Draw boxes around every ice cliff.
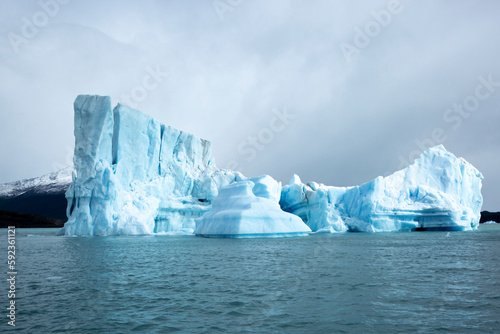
[61,95,242,235]
[280,145,483,232]
[61,95,483,236]
[195,176,311,237]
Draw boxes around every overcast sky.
[0,0,499,210]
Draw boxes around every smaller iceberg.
[280,145,483,232]
[194,175,311,238]
[483,221,497,224]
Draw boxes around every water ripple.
[1,226,499,332]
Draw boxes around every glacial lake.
[1,224,499,333]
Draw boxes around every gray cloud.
[1,0,499,210]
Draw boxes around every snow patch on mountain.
[0,166,73,198]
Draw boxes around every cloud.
[0,0,499,210]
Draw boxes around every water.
[1,225,500,333]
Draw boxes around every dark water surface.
[1,225,499,333]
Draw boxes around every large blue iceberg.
[62,95,242,235]
[61,95,483,236]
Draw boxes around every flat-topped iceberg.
[194,176,311,238]
[280,145,483,232]
[61,95,242,236]
[60,94,484,236]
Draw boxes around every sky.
[0,0,499,210]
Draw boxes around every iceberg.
[60,94,483,236]
[194,175,311,238]
[61,95,242,235]
[280,145,483,232]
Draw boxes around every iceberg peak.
[289,174,302,185]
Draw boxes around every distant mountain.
[0,167,73,221]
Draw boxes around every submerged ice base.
[61,95,484,236]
